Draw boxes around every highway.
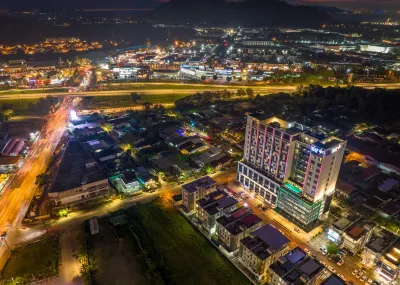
[0,97,73,269]
[0,82,399,100]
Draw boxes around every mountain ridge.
[146,0,333,28]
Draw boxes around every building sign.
[331,144,342,154]
[311,145,325,156]
[327,228,341,243]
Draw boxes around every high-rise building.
[237,115,346,229]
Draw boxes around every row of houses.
[181,176,346,285]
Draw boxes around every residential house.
[239,224,290,282]
[217,208,262,253]
[182,176,216,213]
[197,190,238,235]
[269,247,325,285]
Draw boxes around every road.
[0,82,399,100]
[0,97,73,269]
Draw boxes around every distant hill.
[145,0,332,28]
[310,5,344,14]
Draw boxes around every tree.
[246,88,254,98]
[327,243,339,255]
[236,88,246,97]
[212,74,218,81]
[100,123,113,132]
[143,102,151,112]
[0,109,14,122]
[35,174,48,186]
[237,77,243,82]
[226,77,232,83]
[200,75,206,81]
[131,92,141,103]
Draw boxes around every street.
[0,97,74,269]
[0,82,400,100]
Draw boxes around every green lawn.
[0,98,40,114]
[85,93,187,109]
[127,199,249,285]
[1,237,59,284]
[0,88,67,96]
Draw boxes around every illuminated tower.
[238,115,346,229]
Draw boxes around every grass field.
[85,93,187,109]
[1,237,59,283]
[127,199,249,285]
[0,88,67,96]
[0,98,40,114]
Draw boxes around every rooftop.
[217,209,262,236]
[384,239,400,266]
[346,226,366,241]
[241,224,289,260]
[198,191,238,216]
[320,274,346,285]
[182,176,216,194]
[367,230,398,254]
[50,139,106,193]
[270,247,324,285]
[332,218,352,231]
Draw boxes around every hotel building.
[238,116,346,229]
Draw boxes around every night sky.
[0,0,399,10]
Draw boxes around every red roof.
[242,213,262,227]
[360,165,381,180]
[231,207,248,219]
[336,179,357,195]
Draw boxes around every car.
[361,276,367,282]
[366,280,373,285]
[304,248,310,254]
[328,266,335,273]
[321,261,327,266]
[337,260,344,266]
[321,251,327,256]
[352,269,359,275]
[338,274,346,281]
[0,232,6,240]
[356,272,363,278]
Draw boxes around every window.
[317,163,321,168]
[311,160,315,165]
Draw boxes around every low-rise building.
[48,139,110,206]
[377,239,400,283]
[341,220,374,255]
[319,273,346,285]
[269,247,325,285]
[217,208,262,253]
[239,224,290,282]
[362,229,397,268]
[182,176,216,213]
[0,155,23,173]
[197,190,238,234]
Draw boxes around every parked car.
[304,248,310,254]
[361,276,367,282]
[352,269,359,275]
